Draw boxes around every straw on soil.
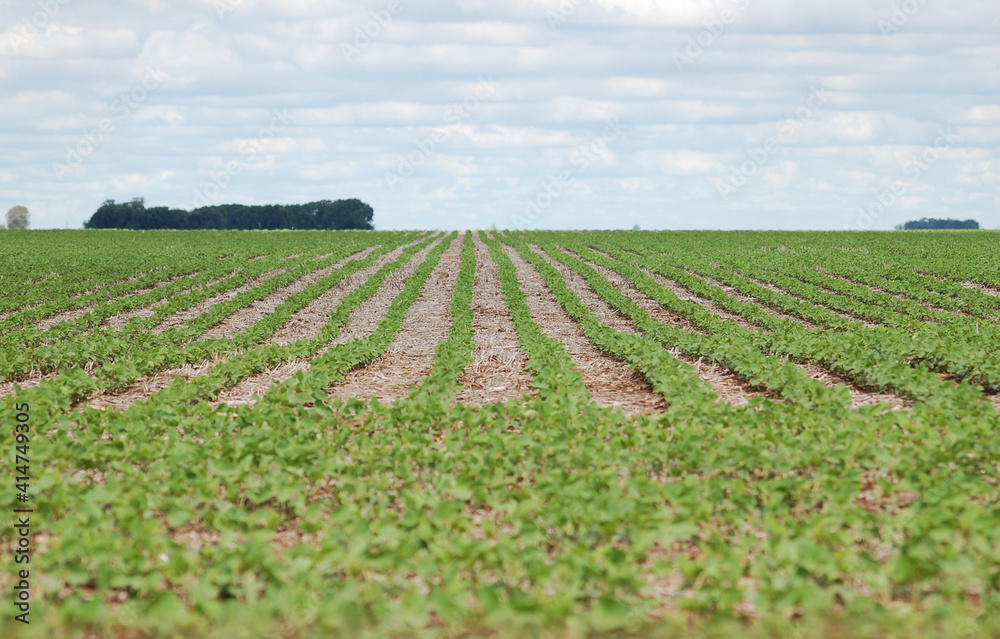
[103,273,232,331]
[151,269,286,335]
[36,272,181,330]
[680,269,821,330]
[795,361,913,410]
[456,234,535,407]
[213,241,426,406]
[814,272,965,317]
[0,377,45,399]
[198,251,374,341]
[87,359,225,410]
[326,236,465,403]
[502,242,666,416]
[962,281,1000,298]
[265,247,380,346]
[739,274,880,329]
[542,247,764,407]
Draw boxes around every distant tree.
[6,205,29,230]
[901,218,979,230]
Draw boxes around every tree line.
[896,218,980,230]
[83,198,374,230]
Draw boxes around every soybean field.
[1,229,999,638]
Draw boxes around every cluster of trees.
[3,205,29,230]
[83,198,374,231]
[896,218,980,230]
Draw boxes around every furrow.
[103,273,234,330]
[560,252,767,407]
[682,269,821,330]
[456,234,535,407]
[151,269,285,335]
[265,246,382,346]
[325,235,465,403]
[215,240,443,406]
[501,242,666,416]
[739,273,880,329]
[87,359,225,410]
[198,255,370,341]
[812,271,966,318]
[35,273,185,330]
[961,281,1000,299]
[795,361,913,410]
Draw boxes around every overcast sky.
[1,0,998,230]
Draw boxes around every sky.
[1,0,998,231]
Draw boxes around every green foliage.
[83,198,375,230]
[899,218,980,230]
[1,229,999,639]
[5,204,29,230]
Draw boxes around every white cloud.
[0,0,997,229]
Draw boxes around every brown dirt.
[198,251,375,341]
[87,358,226,410]
[795,361,913,410]
[641,269,760,332]
[739,274,881,329]
[265,247,381,346]
[568,252,909,408]
[103,273,233,331]
[151,269,285,335]
[456,235,535,406]
[35,273,184,331]
[326,236,465,403]
[0,301,45,322]
[662,270,906,407]
[212,243,424,406]
[962,281,1000,298]
[500,241,666,415]
[551,250,767,407]
[0,377,45,399]
[681,269,821,330]
[215,237,444,407]
[322,238,443,350]
[814,272,965,318]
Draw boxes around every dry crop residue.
[36,272,184,331]
[199,250,374,341]
[456,234,534,406]
[151,269,286,335]
[214,242,424,406]
[215,237,444,407]
[104,273,232,331]
[502,241,665,416]
[543,247,764,407]
[88,359,226,410]
[326,235,465,403]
